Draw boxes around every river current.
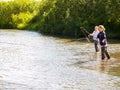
[0,30,119,90]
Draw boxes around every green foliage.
[29,0,120,38]
[0,0,120,38]
[11,11,37,29]
[0,0,40,29]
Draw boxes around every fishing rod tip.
[80,27,84,30]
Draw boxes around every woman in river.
[97,25,110,60]
[89,26,99,52]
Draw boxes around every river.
[0,30,120,90]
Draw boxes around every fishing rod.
[80,27,91,43]
[66,27,91,42]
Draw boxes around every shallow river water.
[0,30,120,90]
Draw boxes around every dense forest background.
[0,0,120,38]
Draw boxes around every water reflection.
[93,52,110,74]
[97,60,110,74]
[76,51,120,75]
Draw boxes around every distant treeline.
[0,0,120,38]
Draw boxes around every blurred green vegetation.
[0,0,40,29]
[0,0,120,38]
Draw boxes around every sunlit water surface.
[0,30,120,90]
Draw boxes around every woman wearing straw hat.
[97,25,110,60]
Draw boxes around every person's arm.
[89,31,95,36]
[102,32,107,43]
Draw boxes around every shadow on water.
[74,52,120,77]
[74,51,120,87]
[109,52,120,76]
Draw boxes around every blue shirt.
[97,31,107,46]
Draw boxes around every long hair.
[99,25,106,31]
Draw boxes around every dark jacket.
[97,31,107,46]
